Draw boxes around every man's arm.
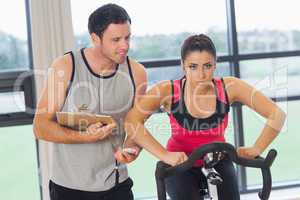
[130,59,147,103]
[33,54,115,144]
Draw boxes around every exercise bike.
[155,142,277,200]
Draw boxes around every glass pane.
[147,66,183,86]
[240,57,300,98]
[236,0,300,53]
[128,113,170,198]
[0,125,40,200]
[71,0,228,60]
[147,62,231,86]
[243,100,300,187]
[0,0,29,71]
[0,91,26,114]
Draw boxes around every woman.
[119,34,286,200]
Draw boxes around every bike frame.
[155,142,277,200]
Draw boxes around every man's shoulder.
[47,53,74,84]
[51,53,74,72]
[129,58,146,76]
[127,58,147,87]
[127,58,146,74]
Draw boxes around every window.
[236,0,300,54]
[0,0,30,72]
[0,0,35,125]
[0,1,39,199]
[128,113,171,198]
[146,62,231,86]
[243,101,299,187]
[71,0,229,60]
[147,66,183,86]
[239,57,300,99]
[0,125,40,200]
[0,91,26,114]
[239,56,299,187]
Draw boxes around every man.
[33,4,146,200]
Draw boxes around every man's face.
[97,22,131,64]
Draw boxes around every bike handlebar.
[155,142,277,200]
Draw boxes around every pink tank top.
[166,77,230,166]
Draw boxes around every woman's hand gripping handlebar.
[155,142,277,200]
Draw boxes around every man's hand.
[83,122,116,142]
[114,146,141,164]
[237,146,262,159]
[162,151,188,166]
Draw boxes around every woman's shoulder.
[149,80,172,94]
[222,76,251,87]
[221,76,254,104]
[222,76,242,86]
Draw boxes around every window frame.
[0,0,36,127]
[0,0,41,199]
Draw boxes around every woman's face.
[183,50,216,85]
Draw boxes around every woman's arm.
[114,59,147,163]
[124,81,188,166]
[224,76,286,158]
